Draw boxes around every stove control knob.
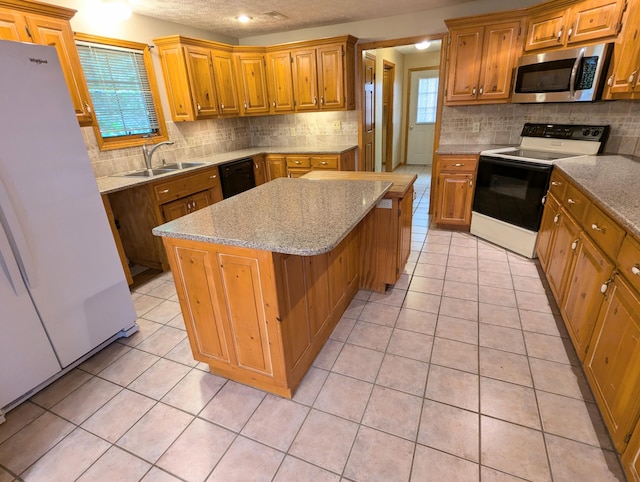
[592,129,600,137]
[583,128,591,136]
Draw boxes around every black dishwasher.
[219,158,256,199]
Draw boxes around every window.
[416,77,438,124]
[75,34,168,150]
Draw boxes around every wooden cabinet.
[184,45,219,118]
[284,152,355,178]
[266,155,286,181]
[623,418,640,482]
[445,18,523,104]
[211,48,240,116]
[234,51,270,115]
[291,47,319,111]
[161,189,218,222]
[536,192,561,270]
[0,1,93,126]
[545,206,581,301]
[317,43,348,109]
[433,154,478,229]
[266,50,295,113]
[603,0,640,98]
[585,273,640,452]
[524,0,626,51]
[253,155,267,185]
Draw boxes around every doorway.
[382,61,395,172]
[405,68,439,165]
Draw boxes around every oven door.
[472,156,553,232]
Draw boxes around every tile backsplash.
[440,100,640,156]
[86,111,358,177]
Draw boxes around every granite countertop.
[152,177,392,256]
[96,145,357,195]
[436,144,515,155]
[555,155,640,238]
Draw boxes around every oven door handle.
[569,48,585,99]
[479,156,554,172]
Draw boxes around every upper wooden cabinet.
[265,50,295,113]
[184,45,219,118]
[0,1,94,126]
[444,17,523,105]
[603,0,640,99]
[211,47,240,116]
[524,0,626,51]
[234,50,270,115]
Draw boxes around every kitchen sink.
[117,168,175,177]
[161,162,208,170]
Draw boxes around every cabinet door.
[566,0,625,45]
[184,45,219,117]
[536,193,560,271]
[524,8,568,51]
[287,167,312,178]
[158,45,196,121]
[190,189,217,212]
[235,53,270,115]
[266,155,286,181]
[162,198,190,222]
[477,21,521,101]
[317,43,344,109]
[561,231,614,361]
[546,208,581,302]
[253,155,267,185]
[446,27,483,103]
[604,1,640,96]
[25,14,94,125]
[211,49,240,115]
[435,172,474,227]
[622,423,640,482]
[585,275,640,452]
[266,50,295,113]
[0,8,29,41]
[291,48,319,110]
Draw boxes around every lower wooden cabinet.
[433,154,478,229]
[253,154,267,185]
[161,189,218,222]
[624,421,640,482]
[266,155,286,181]
[545,207,581,301]
[536,192,561,270]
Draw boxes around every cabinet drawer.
[548,169,567,199]
[582,202,625,260]
[562,182,590,223]
[311,156,339,169]
[286,156,311,168]
[153,167,220,203]
[617,234,640,293]
[440,156,478,172]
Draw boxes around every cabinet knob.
[209,174,217,179]
[591,223,606,233]
[629,71,637,84]
[84,102,92,113]
[557,27,563,42]
[244,102,248,109]
[295,160,301,164]
[196,102,201,112]
[220,104,225,110]
[159,189,170,194]
[313,96,317,105]
[607,75,614,86]
[321,96,325,105]
[571,239,579,251]
[273,100,276,107]
[551,181,561,186]
[479,86,484,95]
[472,87,477,96]
[600,278,613,294]
[320,161,328,165]
[567,198,576,204]
[553,214,560,224]
[567,24,573,41]
[453,163,465,167]
[632,265,640,276]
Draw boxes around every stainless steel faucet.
[142,141,174,170]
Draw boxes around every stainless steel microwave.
[512,43,613,103]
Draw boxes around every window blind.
[76,42,160,138]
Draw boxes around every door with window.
[406,69,438,165]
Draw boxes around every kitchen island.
[153,177,392,397]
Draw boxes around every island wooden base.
[162,227,360,398]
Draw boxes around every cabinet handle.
[591,223,606,233]
[551,181,561,186]
[472,87,477,96]
[629,71,637,84]
[320,161,328,165]
[632,265,640,276]
[553,214,560,224]
[453,163,465,167]
[255,163,259,169]
[567,198,576,204]
[469,180,473,187]
[600,278,613,294]
[84,102,92,113]
[479,86,483,95]
[196,102,201,112]
[567,24,573,41]
[159,189,170,194]
[220,103,225,111]
[607,75,615,86]
[571,239,579,251]
[209,174,217,179]
[313,96,317,105]
[244,102,247,109]
[321,96,325,105]
[273,100,276,107]
[295,160,301,164]
[557,27,563,42]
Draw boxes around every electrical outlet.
[332,120,341,130]
[290,127,296,136]
[472,122,480,133]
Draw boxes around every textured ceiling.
[129,0,473,39]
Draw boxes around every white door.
[406,70,438,165]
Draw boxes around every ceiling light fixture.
[237,15,252,23]
[415,41,431,50]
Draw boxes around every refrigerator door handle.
[0,174,37,290]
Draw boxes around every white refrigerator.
[0,40,137,415]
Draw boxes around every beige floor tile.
[98,348,160,387]
[449,245,478,259]
[313,373,373,422]
[479,347,533,387]
[477,248,509,262]
[519,310,566,338]
[81,389,155,443]
[117,403,194,463]
[133,276,166,294]
[395,309,438,335]
[292,367,329,406]
[135,325,187,357]
[0,402,44,444]
[537,391,612,449]
[529,358,594,401]
[393,273,411,290]
[342,298,367,319]
[409,275,444,296]
[354,289,373,301]
[207,436,284,482]
[480,324,526,355]
[330,315,357,341]
[480,377,540,429]
[127,358,190,400]
[146,282,178,301]
[515,290,554,313]
[50,377,121,424]
[424,242,449,254]
[439,296,479,322]
[443,280,478,301]
[479,285,517,308]
[346,321,393,351]
[386,328,433,362]
[451,236,478,248]
[413,262,446,279]
[311,339,343,370]
[273,455,340,482]
[133,294,164,317]
[76,446,151,482]
[479,303,521,329]
[544,434,624,481]
[29,369,92,409]
[481,416,551,482]
[480,466,530,481]
[141,299,182,323]
[157,418,235,481]
[477,259,511,275]
[165,313,186,330]
[367,288,407,307]
[478,270,514,289]
[358,303,401,326]
[512,275,547,294]
[199,381,265,432]
[332,344,384,382]
[161,368,226,414]
[290,409,358,473]
[0,412,74,474]
[524,331,579,366]
[118,318,163,347]
[163,338,200,367]
[79,341,131,374]
[446,255,478,269]
[403,290,441,313]
[20,428,109,482]
[141,467,182,482]
[242,395,309,451]
[376,354,429,396]
[362,386,422,440]
[418,399,479,462]
[425,365,479,412]
[435,315,478,344]
[411,444,479,481]
[509,261,542,278]
[445,266,479,284]
[431,337,478,374]
[417,252,448,267]
[344,426,415,482]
